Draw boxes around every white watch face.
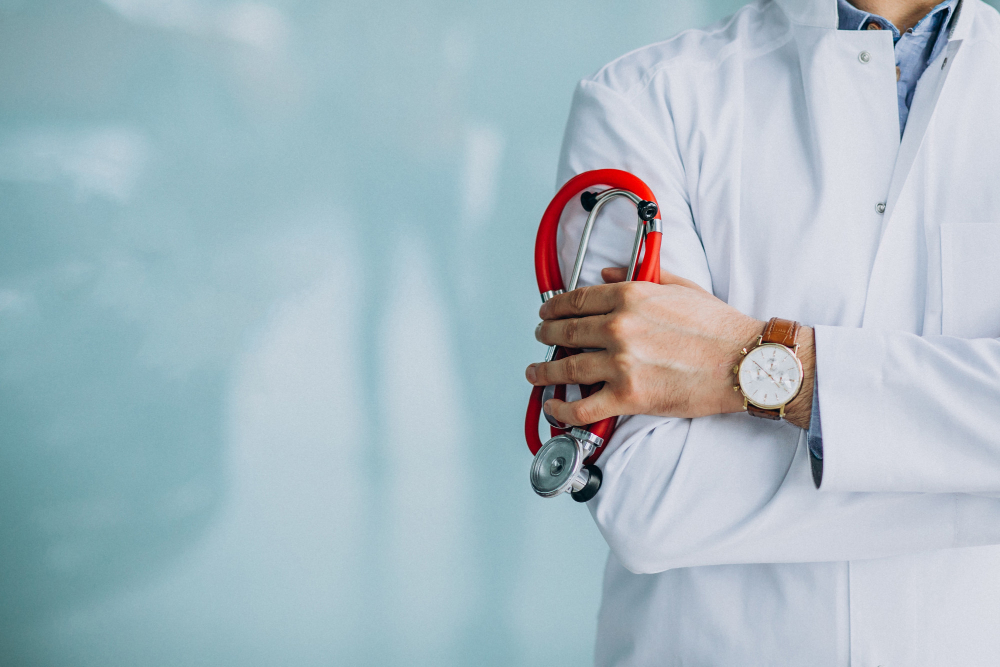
[739,344,803,409]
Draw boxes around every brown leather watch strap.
[746,403,783,420]
[746,318,800,421]
[761,317,800,348]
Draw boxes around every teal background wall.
[0,0,774,664]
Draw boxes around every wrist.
[782,325,814,429]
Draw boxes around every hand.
[525,267,814,429]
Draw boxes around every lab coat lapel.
[861,0,972,331]
[880,34,965,223]
[880,0,969,226]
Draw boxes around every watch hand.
[752,360,784,389]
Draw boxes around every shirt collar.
[836,0,958,39]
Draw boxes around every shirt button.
[866,22,882,30]
[876,202,886,214]
[859,50,871,63]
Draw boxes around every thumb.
[543,386,619,426]
[602,265,706,291]
[658,269,706,291]
[601,267,628,284]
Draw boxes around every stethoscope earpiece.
[637,200,658,222]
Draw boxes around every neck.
[848,0,943,31]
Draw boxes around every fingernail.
[542,401,552,415]
[526,364,537,383]
[534,322,543,341]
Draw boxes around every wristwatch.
[735,317,804,420]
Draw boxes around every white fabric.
[554,0,1000,663]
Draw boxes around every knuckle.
[604,316,623,340]
[618,282,640,306]
[569,288,589,312]
[563,355,582,382]
[571,403,594,424]
[565,318,583,347]
[606,314,634,342]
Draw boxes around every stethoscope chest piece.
[529,429,603,502]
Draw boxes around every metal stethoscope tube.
[525,169,662,502]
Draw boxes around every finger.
[539,283,623,320]
[601,266,628,284]
[605,265,707,291]
[658,269,705,291]
[535,315,613,348]
[543,387,618,427]
[526,351,610,386]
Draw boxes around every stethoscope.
[525,169,662,501]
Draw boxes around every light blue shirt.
[807,0,958,487]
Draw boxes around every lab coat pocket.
[941,223,1000,338]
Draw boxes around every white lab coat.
[555,0,1000,663]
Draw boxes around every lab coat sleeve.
[558,77,1000,574]
[815,327,1000,494]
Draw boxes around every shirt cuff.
[806,379,823,488]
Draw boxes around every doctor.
[525,0,1000,663]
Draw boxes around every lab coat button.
[859,50,871,63]
[876,202,886,214]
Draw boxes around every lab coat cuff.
[811,325,894,492]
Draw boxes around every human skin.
[525,266,816,430]
[853,0,947,31]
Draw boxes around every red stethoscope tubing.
[526,169,662,458]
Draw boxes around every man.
[525,0,1000,663]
